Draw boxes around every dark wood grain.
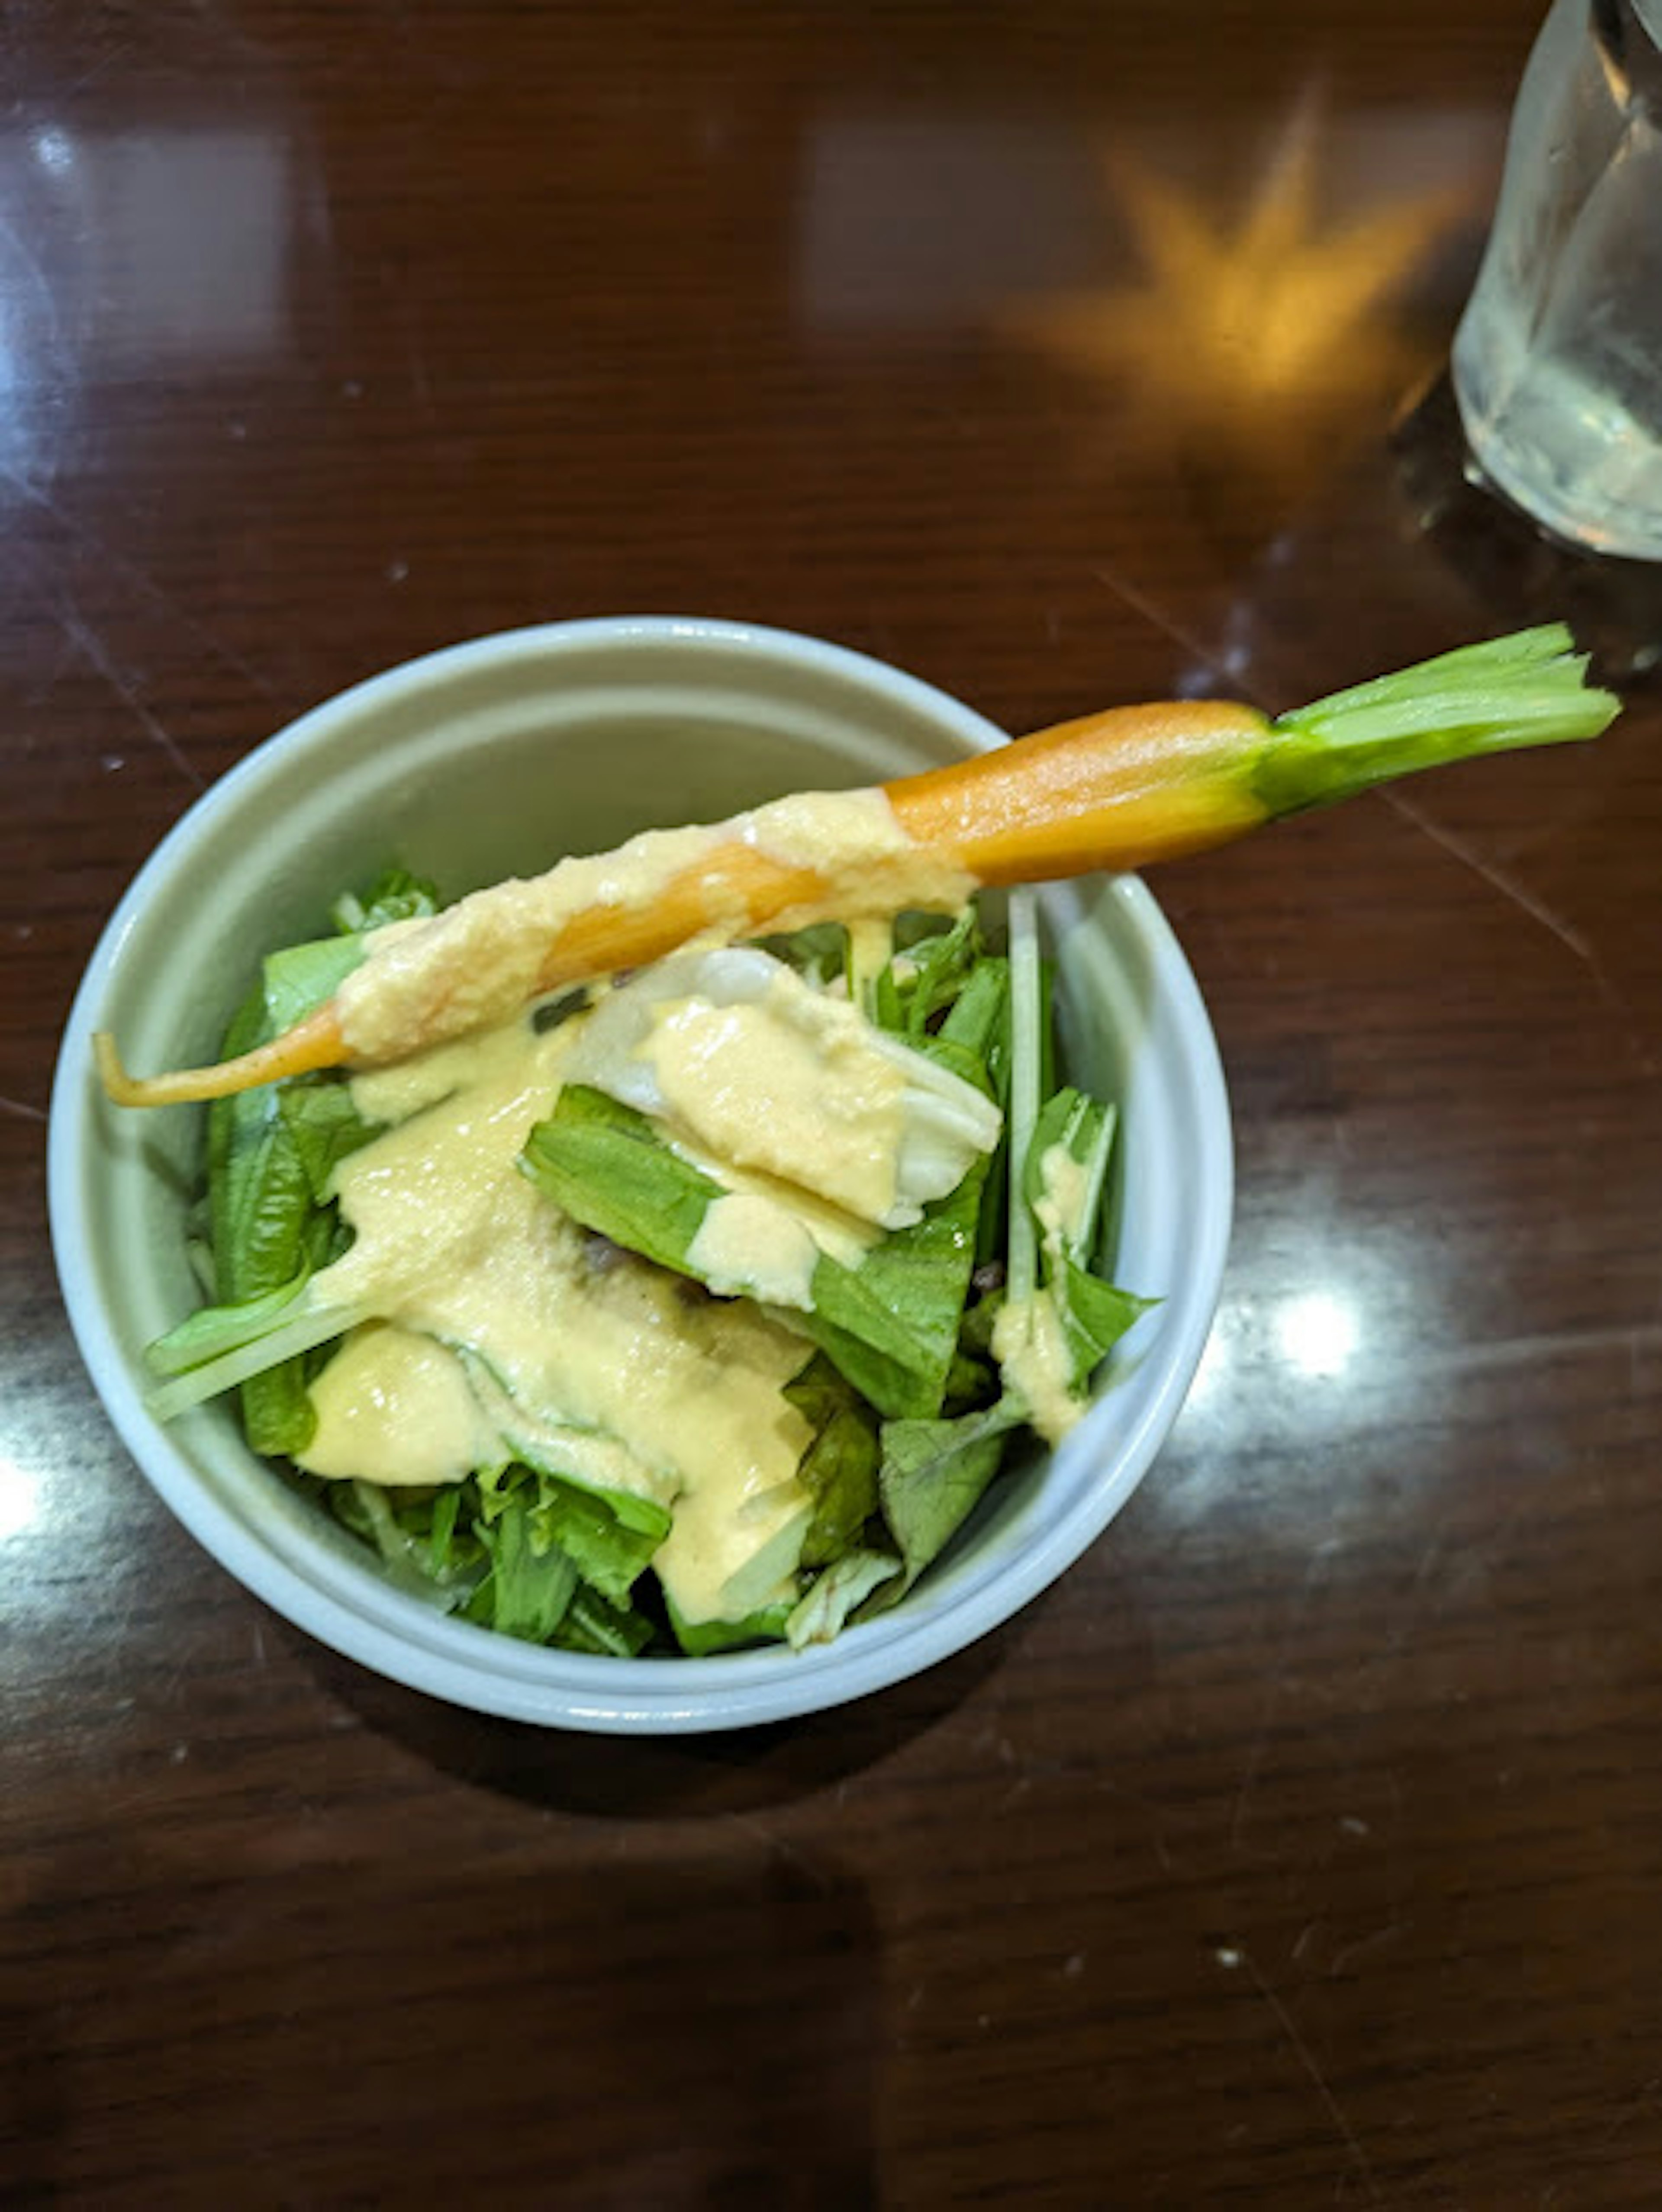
[5,3,1662,2206]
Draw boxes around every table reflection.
[1,118,300,375]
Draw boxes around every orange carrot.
[93,626,1617,1108]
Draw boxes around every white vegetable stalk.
[1004,888,1042,1309]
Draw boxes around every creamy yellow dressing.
[991,1291,1083,1446]
[301,1005,820,1621]
[658,1469,812,1626]
[645,981,909,1228]
[335,824,728,1061]
[563,946,954,1242]
[989,1143,1105,1445]
[843,916,895,1004]
[298,1323,499,1487]
[335,788,973,1064]
[687,1191,823,1310]
[675,1153,878,1274]
[741,788,973,928]
[461,1369,678,1515]
[1033,1140,1093,1253]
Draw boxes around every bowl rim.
[48,614,1232,1733]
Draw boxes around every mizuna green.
[143,881,1148,1655]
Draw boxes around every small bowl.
[48,617,1231,1733]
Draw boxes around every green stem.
[145,1292,365,1421]
[1252,624,1621,820]
[1004,889,1041,1312]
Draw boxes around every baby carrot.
[93,624,1618,1108]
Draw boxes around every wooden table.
[6,5,1662,2204]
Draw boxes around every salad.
[114,625,1621,1661]
[144,873,1151,1657]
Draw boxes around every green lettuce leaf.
[197,900,410,1454]
[872,909,981,1039]
[942,1325,1002,1416]
[998,897,1153,1421]
[337,1463,657,1649]
[205,985,326,1453]
[466,1492,580,1643]
[422,1483,474,1580]
[555,1584,657,1656]
[468,1365,674,1542]
[526,1472,663,1608]
[795,1151,990,1419]
[784,1354,881,1569]
[787,1550,900,1647]
[866,1397,1027,1604]
[326,1478,486,1608]
[277,1081,381,1204]
[757,920,848,988]
[668,1594,796,1656]
[519,1085,720,1272]
[330,867,442,936]
[1018,1083,1157,1387]
[145,1270,316,1379]
[1055,1265,1157,1389]
[1021,1087,1113,1244]
[262,935,369,1036]
[207,983,292,1292]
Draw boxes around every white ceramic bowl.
[49,617,1231,1733]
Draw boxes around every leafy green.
[755,920,848,987]
[328,1478,486,1606]
[936,954,1009,1064]
[872,908,980,1038]
[942,1323,1001,1416]
[1003,891,1043,1314]
[143,1289,369,1422]
[423,1484,471,1579]
[148,948,381,1436]
[330,867,442,936]
[1054,1266,1157,1390]
[523,1471,662,1608]
[519,1085,723,1274]
[1020,1084,1156,1387]
[473,1373,674,1541]
[876,1400,1026,1591]
[1259,624,1620,818]
[332,1462,657,1650]
[669,1594,796,1656]
[796,1151,989,1417]
[262,935,369,1035]
[554,1584,657,1657]
[205,985,327,1453]
[520,1086,990,1420]
[993,893,1153,1426]
[467,1492,580,1643]
[787,1550,900,1647]
[785,1355,881,1569]
[277,1081,381,1203]
[965,979,1014,1266]
[196,894,417,1453]
[145,1269,316,1379]
[1021,1087,1112,1239]
[206,983,293,1293]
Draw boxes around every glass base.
[1393,367,1662,686]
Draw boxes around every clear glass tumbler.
[1453,0,1662,562]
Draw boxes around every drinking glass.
[1453,0,1662,562]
